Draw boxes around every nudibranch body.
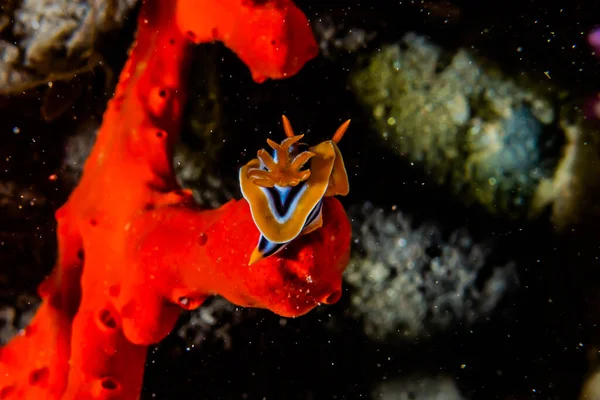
[240,115,350,265]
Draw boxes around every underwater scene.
[0,0,600,399]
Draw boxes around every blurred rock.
[174,151,238,208]
[172,45,230,204]
[351,33,600,229]
[177,296,252,351]
[313,14,377,59]
[60,115,100,187]
[0,294,39,345]
[582,371,600,400]
[345,202,518,341]
[0,0,138,94]
[373,375,466,400]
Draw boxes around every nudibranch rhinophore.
[240,115,350,265]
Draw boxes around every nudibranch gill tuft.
[240,115,351,265]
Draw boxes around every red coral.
[0,1,349,399]
[176,0,320,82]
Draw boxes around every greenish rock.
[351,33,567,220]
